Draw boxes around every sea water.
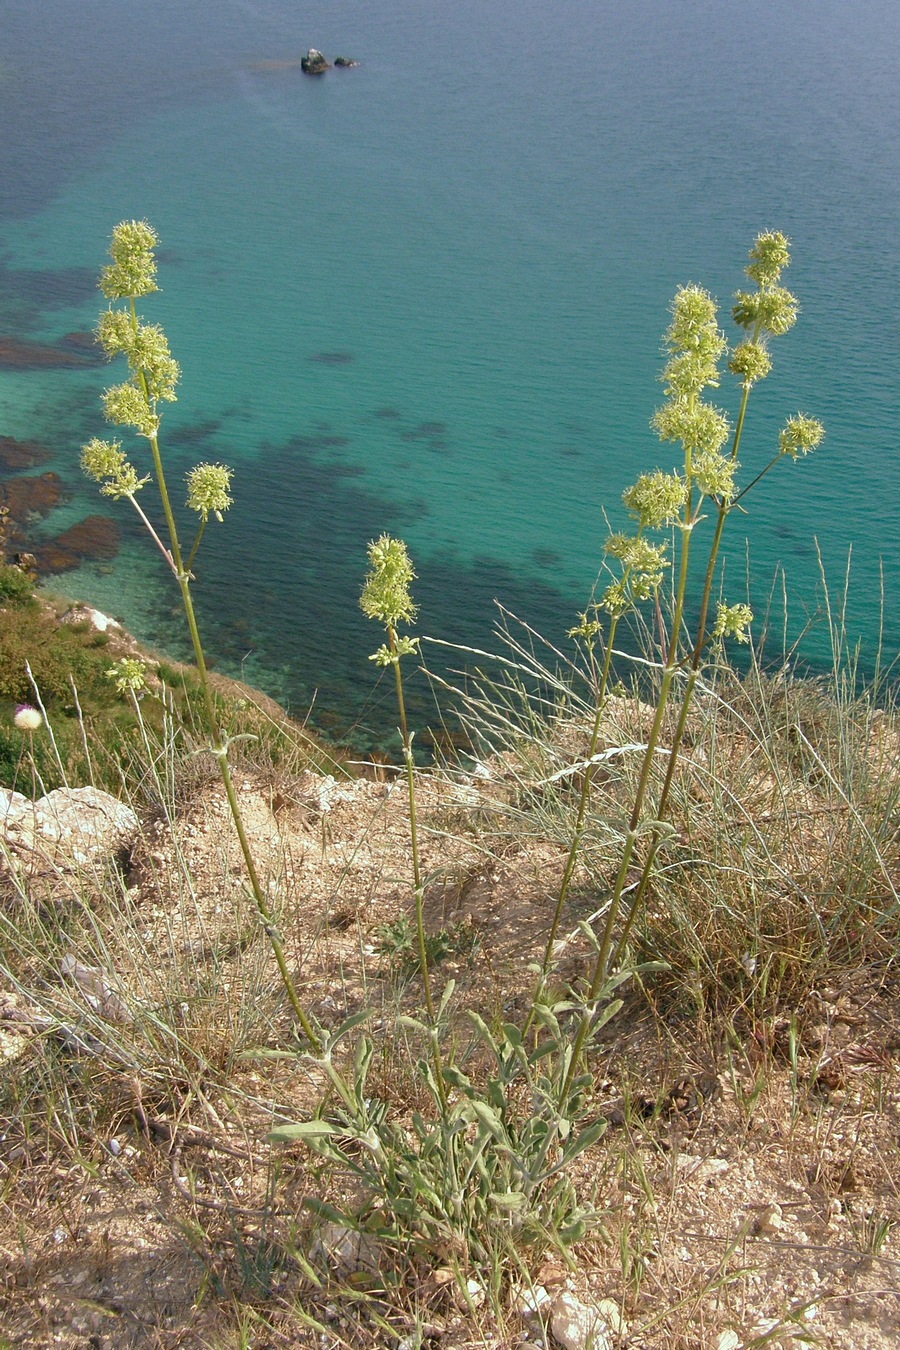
[1,0,897,746]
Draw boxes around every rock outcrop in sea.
[301,49,330,75]
[31,516,121,574]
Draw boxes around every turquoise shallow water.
[1,0,898,746]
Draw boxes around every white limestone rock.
[550,1291,613,1350]
[2,786,138,868]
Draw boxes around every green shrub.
[0,563,34,605]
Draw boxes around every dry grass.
[0,646,898,1348]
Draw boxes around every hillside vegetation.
[0,226,897,1350]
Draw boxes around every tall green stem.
[525,616,619,1031]
[561,471,697,1096]
[610,377,754,969]
[387,625,447,1106]
[127,302,321,1051]
[389,626,431,1017]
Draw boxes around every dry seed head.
[14,705,43,731]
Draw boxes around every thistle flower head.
[693,451,738,502]
[733,285,798,336]
[605,533,669,578]
[96,308,135,359]
[360,535,418,628]
[663,286,726,396]
[712,602,754,644]
[103,383,158,437]
[780,414,825,459]
[186,463,234,521]
[128,323,180,401]
[728,339,772,387]
[622,470,687,528]
[14,704,43,731]
[652,400,730,456]
[81,438,150,499]
[745,231,791,288]
[106,657,147,693]
[100,220,160,300]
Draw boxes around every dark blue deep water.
[1,0,898,745]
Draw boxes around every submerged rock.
[301,48,330,74]
[0,472,64,522]
[32,515,121,574]
[0,436,52,471]
[0,335,90,369]
[245,57,306,73]
[57,331,103,361]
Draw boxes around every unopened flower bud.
[106,658,147,693]
[713,602,754,643]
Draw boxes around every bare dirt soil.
[1,768,898,1349]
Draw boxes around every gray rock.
[60,954,132,1024]
[550,1291,613,1350]
[2,786,138,869]
[301,49,330,74]
[60,604,121,633]
[313,1222,382,1279]
[0,788,31,830]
